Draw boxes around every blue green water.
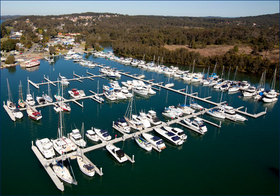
[1,52,279,195]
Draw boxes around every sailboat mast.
[19,81,23,100]
[271,68,277,90]
[7,79,12,102]
[27,79,30,95]
[207,66,210,78]
[192,60,195,73]
[227,66,231,80]
[48,82,51,97]
[184,86,188,105]
[213,62,217,75]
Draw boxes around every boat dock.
[119,71,267,119]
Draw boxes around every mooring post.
[132,155,135,163]
[100,167,103,175]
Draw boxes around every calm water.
[1,51,279,195]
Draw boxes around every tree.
[5,55,15,64]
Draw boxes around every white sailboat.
[263,68,278,103]
[124,94,144,130]
[6,79,23,119]
[76,147,95,177]
[6,79,16,110]
[52,159,75,184]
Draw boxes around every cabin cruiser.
[69,129,86,148]
[242,86,256,97]
[124,116,144,131]
[36,138,55,159]
[26,106,42,121]
[42,93,53,103]
[177,104,195,114]
[182,117,208,134]
[77,155,95,177]
[154,127,184,145]
[162,126,187,140]
[146,110,162,125]
[121,87,133,98]
[60,76,69,86]
[190,103,204,110]
[104,90,117,101]
[54,103,63,112]
[86,128,100,142]
[132,86,148,96]
[239,81,250,91]
[114,118,131,133]
[162,107,176,119]
[52,161,75,184]
[134,136,152,151]
[106,144,128,163]
[68,89,85,98]
[166,106,183,117]
[228,85,240,93]
[58,102,71,112]
[26,93,35,106]
[12,108,23,119]
[136,113,152,128]
[94,128,112,141]
[206,108,226,119]
[262,89,278,103]
[36,96,46,105]
[219,105,247,121]
[51,136,77,155]
[142,133,166,151]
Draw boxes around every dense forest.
[1,12,279,75]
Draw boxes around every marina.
[1,53,278,195]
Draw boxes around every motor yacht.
[86,128,100,142]
[206,108,226,119]
[182,117,208,134]
[134,136,152,151]
[69,129,86,148]
[154,127,183,145]
[162,126,187,140]
[106,144,128,163]
[94,128,112,141]
[35,138,55,159]
[114,118,131,133]
[142,133,166,151]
